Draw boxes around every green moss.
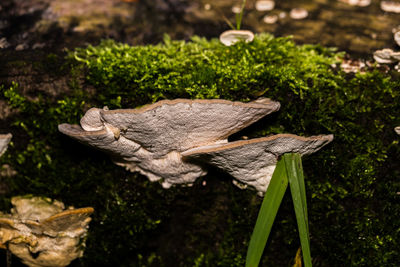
[70,34,340,107]
[1,33,399,266]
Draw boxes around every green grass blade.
[284,153,312,267]
[245,159,289,267]
[236,0,247,30]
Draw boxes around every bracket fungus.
[182,134,333,194]
[219,30,255,46]
[59,98,280,188]
[0,196,94,267]
[0,133,12,157]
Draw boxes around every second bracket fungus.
[0,196,94,267]
[59,99,280,188]
[182,134,333,194]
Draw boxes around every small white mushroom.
[357,0,371,6]
[279,12,287,19]
[0,38,10,49]
[395,126,400,135]
[255,0,275,11]
[0,133,12,157]
[338,0,371,7]
[59,99,280,187]
[289,8,308,20]
[182,134,333,194]
[232,5,242,14]
[373,48,400,63]
[395,62,400,71]
[0,196,94,267]
[263,14,278,24]
[219,30,255,46]
[340,58,366,73]
[380,1,400,13]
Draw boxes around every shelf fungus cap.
[373,48,400,63]
[219,30,255,46]
[59,98,280,188]
[0,196,94,267]
[182,133,333,194]
[0,133,12,157]
[98,98,280,155]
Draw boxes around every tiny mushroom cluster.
[255,0,309,24]
[222,1,310,43]
[0,196,94,267]
[373,27,400,70]
[59,99,333,194]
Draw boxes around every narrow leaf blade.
[284,153,312,267]
[245,159,288,267]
